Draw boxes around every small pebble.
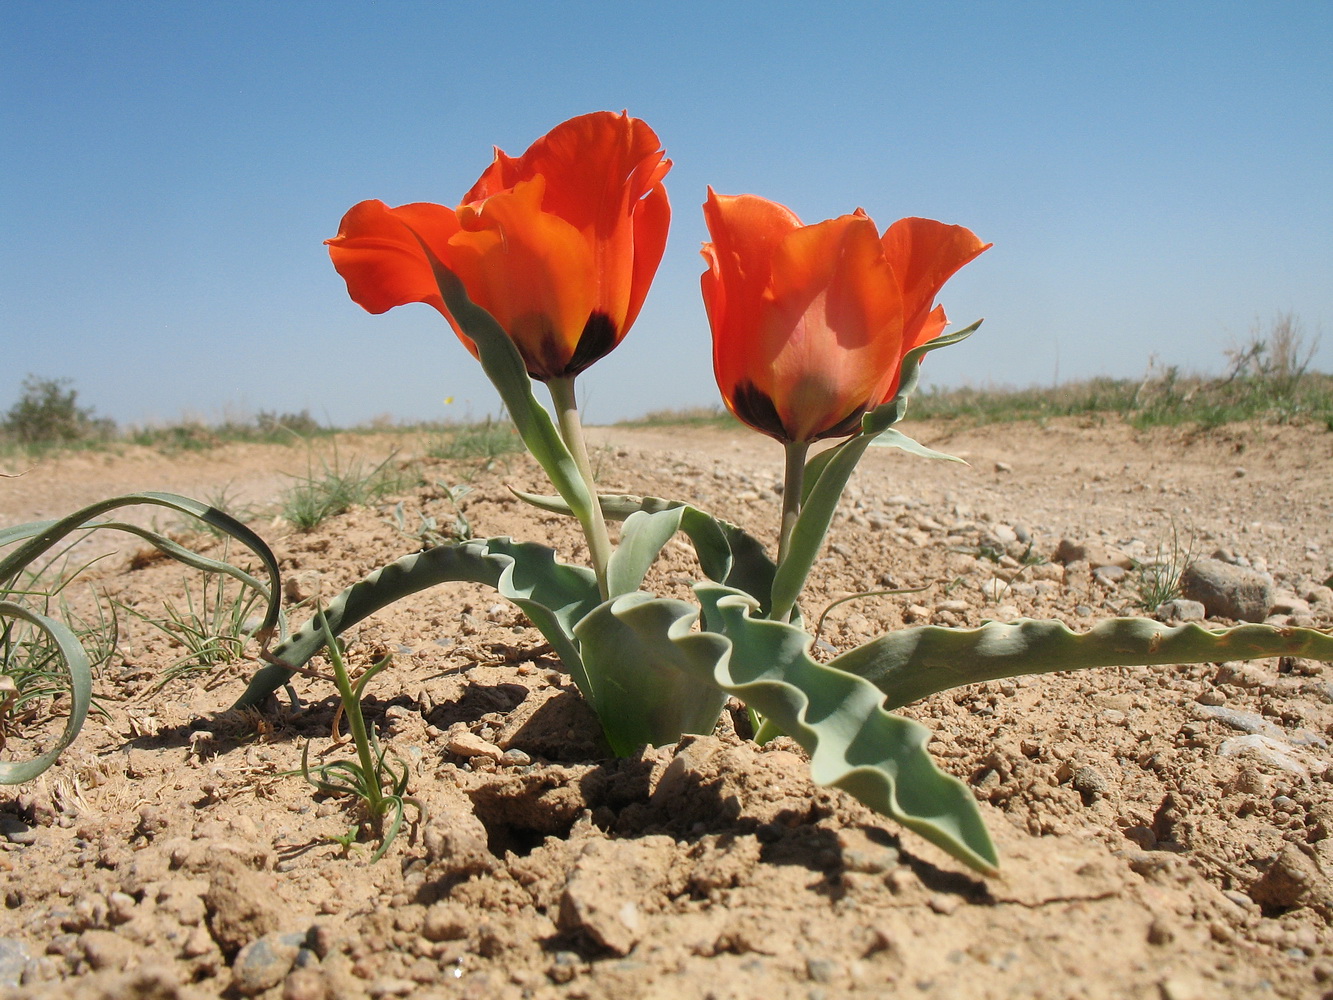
[927,894,959,915]
[1146,918,1175,945]
[368,977,416,997]
[806,957,837,983]
[0,816,37,846]
[233,932,307,997]
[283,967,328,1000]
[0,939,29,988]
[1222,889,1255,910]
[1072,766,1109,800]
[445,731,503,760]
[547,951,582,984]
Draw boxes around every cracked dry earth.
[1,417,1332,1000]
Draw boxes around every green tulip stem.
[776,440,810,614]
[548,376,612,600]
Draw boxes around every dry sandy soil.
[1,417,1331,1000]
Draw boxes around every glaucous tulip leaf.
[234,537,601,711]
[832,615,1333,710]
[511,489,778,616]
[574,582,998,873]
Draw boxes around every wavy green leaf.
[832,615,1333,710]
[234,537,601,711]
[512,489,778,616]
[1,492,282,640]
[572,591,729,755]
[0,492,278,783]
[0,602,92,784]
[575,584,997,874]
[607,508,688,598]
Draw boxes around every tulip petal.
[332,112,670,382]
[704,190,807,437]
[881,218,991,344]
[764,215,902,442]
[456,111,671,377]
[465,111,668,233]
[326,200,462,317]
[623,180,671,335]
[450,178,598,380]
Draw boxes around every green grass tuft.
[281,449,420,530]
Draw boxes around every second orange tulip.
[702,188,989,443]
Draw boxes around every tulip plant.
[228,112,1331,874]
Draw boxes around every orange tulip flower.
[702,188,989,443]
[327,111,671,381]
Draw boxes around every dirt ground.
[1,416,1331,1000]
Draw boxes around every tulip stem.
[776,439,810,584]
[548,377,612,600]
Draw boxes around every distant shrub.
[256,409,323,438]
[2,375,114,444]
[129,422,220,452]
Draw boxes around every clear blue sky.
[4,2,1330,428]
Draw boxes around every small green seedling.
[1134,523,1197,611]
[124,565,265,694]
[294,608,424,862]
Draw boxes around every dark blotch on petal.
[524,320,564,382]
[813,404,867,441]
[730,381,790,441]
[563,312,619,378]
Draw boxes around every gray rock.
[1072,765,1110,800]
[1053,539,1133,569]
[0,815,37,845]
[1218,735,1313,776]
[1093,565,1127,585]
[1181,558,1274,622]
[1270,592,1313,616]
[232,931,309,996]
[0,938,29,988]
[1156,598,1206,621]
[1304,584,1333,606]
[1197,704,1282,736]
